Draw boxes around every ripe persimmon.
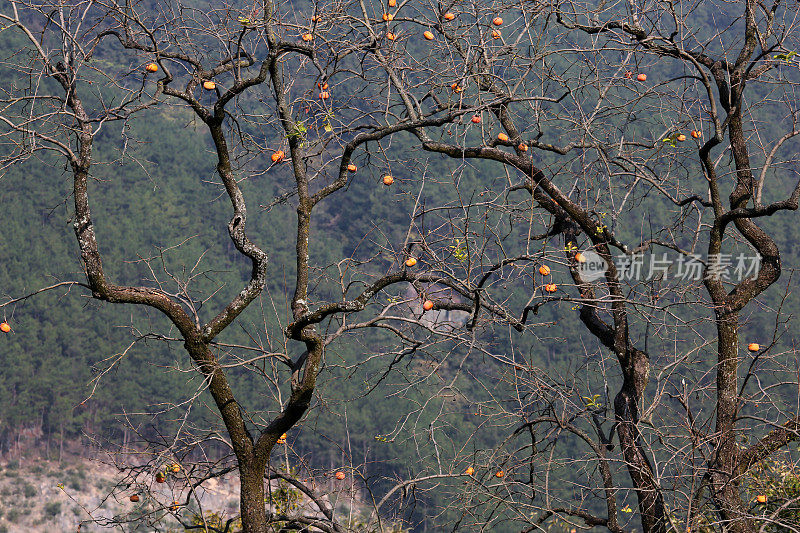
[538,265,550,276]
[423,300,434,311]
[145,63,158,73]
[444,12,455,20]
[383,175,394,185]
[202,80,216,90]
[492,17,503,26]
[636,73,647,82]
[347,163,357,172]
[497,132,509,142]
[405,257,417,267]
[335,471,346,480]
[0,322,10,333]
[423,30,434,40]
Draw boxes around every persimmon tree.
[2,0,800,531]
[351,0,800,531]
[0,0,550,531]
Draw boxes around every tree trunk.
[615,379,668,533]
[709,312,754,532]
[240,460,269,533]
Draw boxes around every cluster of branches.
[1,0,800,531]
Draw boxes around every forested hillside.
[1,0,799,531]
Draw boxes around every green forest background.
[0,1,799,531]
